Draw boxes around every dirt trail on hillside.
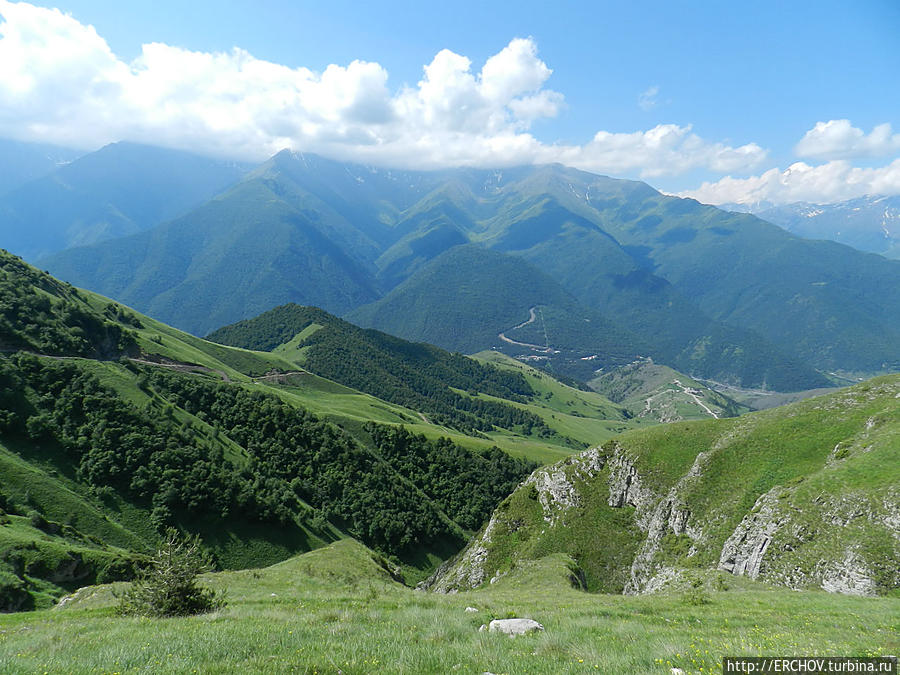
[672,378,719,418]
[128,357,231,382]
[251,370,308,383]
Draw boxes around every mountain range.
[726,195,900,260]
[0,142,249,261]
[25,148,899,394]
[0,138,81,196]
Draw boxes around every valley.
[0,144,897,674]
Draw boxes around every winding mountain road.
[498,307,556,353]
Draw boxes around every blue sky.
[1,0,899,204]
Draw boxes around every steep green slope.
[349,244,824,391]
[433,374,899,596]
[1,142,247,261]
[0,252,538,606]
[349,245,645,377]
[40,172,381,336]
[0,250,140,358]
[476,189,832,391]
[556,181,900,375]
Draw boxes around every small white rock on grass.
[487,618,544,635]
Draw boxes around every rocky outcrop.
[606,447,651,510]
[820,551,877,596]
[718,487,899,595]
[429,447,605,592]
[608,444,705,594]
[531,448,604,524]
[486,618,544,635]
[718,488,786,579]
[428,512,502,592]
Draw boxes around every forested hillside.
[208,303,559,436]
[0,251,537,608]
[349,245,828,391]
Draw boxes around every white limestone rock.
[488,618,544,636]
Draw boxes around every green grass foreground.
[1,540,897,674]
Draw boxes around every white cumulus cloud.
[680,159,900,206]
[543,124,767,178]
[0,0,766,177]
[795,119,900,160]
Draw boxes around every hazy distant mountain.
[39,158,382,336]
[348,245,828,391]
[0,142,249,260]
[40,152,900,387]
[0,137,81,196]
[749,196,900,259]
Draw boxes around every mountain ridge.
[35,151,900,389]
[0,142,249,261]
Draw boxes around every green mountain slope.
[559,181,900,375]
[207,303,561,436]
[433,374,900,596]
[39,171,381,336]
[0,251,538,606]
[348,245,645,374]
[204,303,673,456]
[37,153,898,387]
[0,142,248,261]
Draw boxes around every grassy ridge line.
[0,540,896,673]
[207,303,553,436]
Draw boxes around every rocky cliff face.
[429,449,607,593]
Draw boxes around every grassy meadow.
[0,540,896,674]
